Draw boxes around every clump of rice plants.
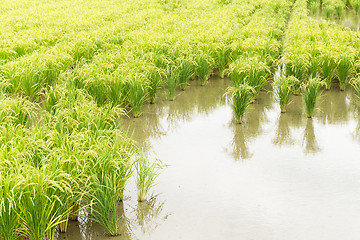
[225,84,255,124]
[351,77,360,98]
[350,0,360,13]
[0,173,21,240]
[229,56,270,98]
[178,56,195,90]
[337,55,353,91]
[127,74,147,117]
[324,4,335,18]
[195,53,214,86]
[166,64,180,101]
[17,168,72,240]
[43,86,61,114]
[320,54,337,90]
[302,76,324,118]
[215,45,231,78]
[274,76,299,113]
[310,1,320,14]
[135,150,163,202]
[146,65,163,104]
[83,137,133,235]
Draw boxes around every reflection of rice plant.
[302,76,324,118]
[135,150,163,202]
[225,84,255,124]
[274,76,299,113]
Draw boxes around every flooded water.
[310,7,360,31]
[58,78,360,240]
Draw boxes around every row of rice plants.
[0,84,162,238]
[226,0,293,123]
[278,0,360,116]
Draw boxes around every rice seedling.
[195,53,214,86]
[337,55,353,91]
[135,150,163,202]
[225,84,256,124]
[274,76,299,113]
[302,76,324,118]
[127,74,147,117]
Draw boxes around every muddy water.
[59,78,360,240]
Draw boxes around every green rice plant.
[178,56,195,91]
[146,66,163,104]
[17,168,72,240]
[302,76,324,118]
[274,76,299,113]
[43,86,61,114]
[351,77,360,98]
[127,74,147,117]
[21,64,43,101]
[225,84,256,124]
[215,45,231,78]
[337,55,353,90]
[228,56,270,97]
[166,64,180,101]
[0,173,21,240]
[108,77,127,107]
[350,0,360,13]
[320,54,337,90]
[334,0,345,17]
[324,4,335,18]
[0,96,35,126]
[135,150,163,202]
[83,141,133,235]
[310,1,320,14]
[195,53,214,86]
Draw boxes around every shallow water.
[310,7,360,31]
[58,78,360,240]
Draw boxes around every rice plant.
[166,64,180,101]
[320,54,337,90]
[17,168,73,240]
[337,55,353,91]
[135,150,163,202]
[302,76,324,118]
[127,74,147,117]
[43,86,61,114]
[178,57,195,91]
[225,84,256,124]
[0,173,21,240]
[274,76,299,113]
[146,66,163,104]
[350,0,360,13]
[351,77,360,98]
[195,53,214,86]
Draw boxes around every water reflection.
[317,89,349,124]
[227,123,253,161]
[272,114,295,146]
[310,7,360,31]
[303,118,321,154]
[132,196,169,235]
